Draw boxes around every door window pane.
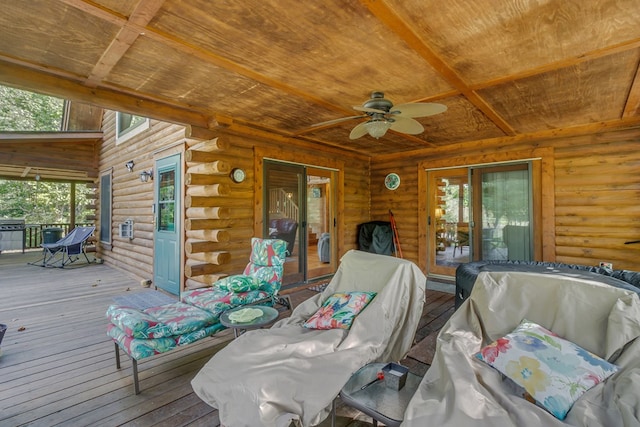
[434,172,470,268]
[158,170,175,232]
[477,165,531,261]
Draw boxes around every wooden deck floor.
[0,251,454,427]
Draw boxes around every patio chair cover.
[191,250,426,427]
[402,271,640,427]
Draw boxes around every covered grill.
[0,218,26,253]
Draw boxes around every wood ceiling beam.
[623,60,640,118]
[473,37,640,91]
[85,0,167,87]
[360,0,516,136]
[58,0,126,25]
[0,132,103,143]
[61,0,352,119]
[378,116,640,161]
[0,60,211,128]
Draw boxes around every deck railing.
[24,223,94,249]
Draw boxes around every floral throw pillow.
[475,319,618,420]
[303,291,376,330]
[215,275,263,293]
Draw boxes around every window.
[116,112,149,144]
[100,170,112,244]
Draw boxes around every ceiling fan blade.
[311,115,366,127]
[352,106,387,114]
[390,102,447,118]
[349,122,370,139]
[390,116,424,134]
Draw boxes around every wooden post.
[70,182,76,229]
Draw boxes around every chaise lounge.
[191,250,426,427]
[106,237,288,394]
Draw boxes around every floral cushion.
[181,287,273,317]
[243,264,282,287]
[303,291,376,330]
[108,322,226,360]
[247,237,288,267]
[106,305,159,338]
[107,302,218,339]
[215,275,264,293]
[475,319,619,420]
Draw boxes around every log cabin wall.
[371,127,640,274]
[97,111,188,282]
[184,126,370,289]
[97,111,371,289]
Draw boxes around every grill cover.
[0,219,25,251]
[358,221,393,255]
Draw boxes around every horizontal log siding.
[98,113,371,289]
[553,135,640,270]
[184,134,254,288]
[370,159,419,262]
[371,127,640,273]
[343,161,370,252]
[97,112,186,282]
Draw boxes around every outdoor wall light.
[125,160,135,172]
[139,169,153,182]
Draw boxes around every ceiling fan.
[315,91,447,140]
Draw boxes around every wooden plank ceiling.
[0,0,639,160]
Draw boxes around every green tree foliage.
[0,180,93,224]
[0,84,64,131]
[0,85,92,225]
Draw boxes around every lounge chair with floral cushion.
[191,250,426,427]
[106,237,289,394]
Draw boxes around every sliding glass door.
[427,162,533,277]
[264,160,336,286]
[471,163,532,261]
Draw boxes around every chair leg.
[275,295,293,311]
[282,295,293,310]
[132,358,140,395]
[114,342,121,369]
[114,341,141,394]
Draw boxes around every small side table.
[333,362,422,427]
[220,305,279,338]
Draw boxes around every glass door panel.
[264,161,304,284]
[428,168,470,277]
[306,167,335,281]
[471,163,532,261]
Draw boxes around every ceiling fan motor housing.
[364,91,393,113]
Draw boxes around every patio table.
[332,362,423,427]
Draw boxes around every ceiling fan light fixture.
[365,119,392,139]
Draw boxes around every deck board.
[0,251,454,426]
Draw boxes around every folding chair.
[30,226,96,268]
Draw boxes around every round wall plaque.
[384,173,400,190]
[231,168,246,183]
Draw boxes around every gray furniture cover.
[191,250,426,427]
[402,270,640,426]
[455,260,640,309]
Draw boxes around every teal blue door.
[154,154,181,295]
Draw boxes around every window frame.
[116,112,149,145]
